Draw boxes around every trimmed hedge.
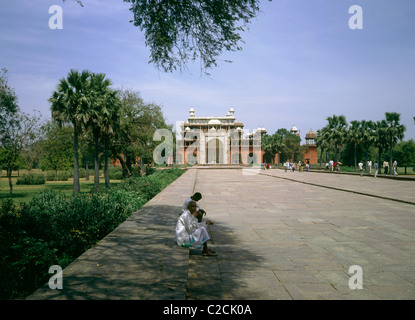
[16,173,45,185]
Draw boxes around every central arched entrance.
[206,138,224,164]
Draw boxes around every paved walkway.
[28,167,415,300]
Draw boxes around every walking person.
[367,160,372,175]
[374,161,378,178]
[358,161,364,176]
[383,160,389,176]
[393,160,398,176]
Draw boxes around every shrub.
[16,173,45,185]
[45,170,69,181]
[0,167,184,299]
[121,168,184,200]
[108,166,123,180]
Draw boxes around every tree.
[384,112,406,175]
[101,90,121,188]
[49,69,93,193]
[40,123,74,174]
[393,139,415,175]
[62,0,83,6]
[347,120,362,168]
[0,68,19,131]
[61,0,269,73]
[278,133,306,163]
[111,89,170,176]
[373,120,388,174]
[82,73,119,192]
[316,127,331,167]
[21,124,45,172]
[360,120,375,170]
[261,132,284,164]
[123,0,268,73]
[1,69,41,194]
[0,111,41,194]
[324,115,348,163]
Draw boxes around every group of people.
[262,163,272,170]
[325,160,341,172]
[284,160,310,172]
[357,160,399,177]
[175,192,216,256]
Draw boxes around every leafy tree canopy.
[123,0,267,73]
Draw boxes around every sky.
[1,0,415,142]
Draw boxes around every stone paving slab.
[27,167,415,300]
[260,168,415,205]
[192,168,415,300]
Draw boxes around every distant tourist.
[367,160,372,175]
[358,161,364,176]
[284,161,289,172]
[374,162,378,178]
[393,160,398,176]
[383,160,389,175]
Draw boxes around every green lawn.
[0,176,121,204]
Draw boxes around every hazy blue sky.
[1,0,414,142]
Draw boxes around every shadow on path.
[186,221,266,300]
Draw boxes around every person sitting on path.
[182,192,213,225]
[175,201,216,256]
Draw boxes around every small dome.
[208,119,221,125]
[306,129,316,139]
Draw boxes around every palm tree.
[101,89,121,188]
[384,112,406,175]
[325,115,348,163]
[347,120,362,168]
[316,127,330,167]
[360,120,375,170]
[86,73,117,192]
[373,120,388,174]
[49,69,93,193]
